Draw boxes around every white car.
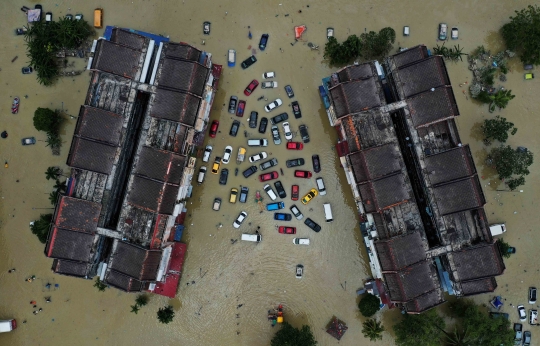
[261,81,278,89]
[262,71,275,79]
[202,145,212,162]
[248,152,268,163]
[233,211,248,229]
[264,98,283,112]
[530,309,538,325]
[282,122,292,140]
[518,305,527,322]
[293,238,310,245]
[222,146,233,164]
[451,27,459,40]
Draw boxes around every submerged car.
[219,168,229,185]
[529,309,538,325]
[451,27,458,39]
[260,158,278,171]
[291,185,299,201]
[264,98,283,112]
[286,158,305,168]
[202,145,212,162]
[259,34,269,50]
[244,79,259,96]
[241,55,257,69]
[294,170,312,178]
[262,72,275,79]
[295,264,304,278]
[222,146,233,164]
[301,188,318,205]
[249,152,268,163]
[233,211,248,228]
[21,137,36,145]
[274,180,287,198]
[22,67,33,74]
[529,287,537,304]
[312,154,321,173]
[299,125,310,143]
[304,218,321,232]
[518,305,527,322]
[523,331,531,346]
[209,120,219,138]
[258,117,268,134]
[282,122,292,140]
[236,100,246,117]
[270,112,288,125]
[259,171,279,182]
[287,142,304,150]
[230,120,240,137]
[243,165,258,178]
[239,186,249,203]
[276,214,293,222]
[261,81,278,89]
[228,96,238,114]
[211,157,221,174]
[327,27,334,39]
[291,101,301,118]
[284,85,294,98]
[278,225,295,233]
[203,21,211,35]
[249,111,258,128]
[293,238,310,245]
[439,23,447,40]
[271,125,281,145]
[290,204,303,220]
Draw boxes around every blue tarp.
[174,225,184,242]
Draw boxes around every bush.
[358,293,381,317]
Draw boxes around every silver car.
[271,126,281,145]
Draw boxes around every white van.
[247,139,268,147]
[0,319,17,333]
[323,203,333,223]
[316,177,326,195]
[197,166,207,185]
[264,184,277,201]
[241,233,262,242]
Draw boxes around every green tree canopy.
[33,108,61,133]
[362,318,384,341]
[157,305,175,324]
[45,166,62,180]
[489,145,533,189]
[94,278,107,292]
[130,304,140,314]
[30,213,53,243]
[361,27,396,60]
[358,293,381,317]
[135,294,149,307]
[481,115,517,144]
[270,322,317,346]
[393,309,445,346]
[501,5,540,65]
[496,238,512,258]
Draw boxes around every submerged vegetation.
[24,17,93,86]
[30,214,53,244]
[34,107,63,154]
[501,5,540,65]
[481,116,517,145]
[488,145,533,190]
[432,42,467,62]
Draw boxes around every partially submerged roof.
[45,227,95,262]
[375,232,426,271]
[348,143,402,183]
[359,173,411,212]
[384,260,438,302]
[105,270,144,292]
[75,106,124,146]
[109,241,162,280]
[341,110,397,152]
[67,137,118,175]
[424,145,476,186]
[451,243,505,281]
[326,317,348,341]
[460,277,498,296]
[91,39,143,79]
[54,196,101,233]
[432,176,485,215]
[392,45,430,68]
[164,42,202,62]
[330,78,382,118]
[110,28,147,51]
[336,63,375,82]
[397,56,450,98]
[134,146,186,185]
[150,88,201,126]
[406,86,459,128]
[126,175,179,215]
[51,259,90,278]
[157,58,209,96]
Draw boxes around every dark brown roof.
[110,28,146,51]
[451,242,505,281]
[392,45,429,68]
[432,176,485,215]
[67,137,118,175]
[105,270,144,292]
[460,277,498,296]
[134,146,186,185]
[91,39,143,79]
[424,145,476,186]
[416,120,461,155]
[75,106,124,145]
[397,56,450,97]
[341,110,397,152]
[158,58,209,96]
[164,42,202,62]
[109,241,162,280]
[53,196,101,233]
[51,259,90,278]
[46,227,95,261]
[330,79,382,118]
[375,232,426,271]
[337,63,375,82]
[126,175,179,215]
[384,261,438,302]
[150,88,201,126]
[406,86,459,128]
[348,143,402,183]
[359,173,411,212]
[404,289,445,313]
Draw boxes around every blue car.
[259,34,269,50]
[267,202,285,211]
[274,213,292,221]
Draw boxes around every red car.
[278,226,296,234]
[244,79,259,96]
[209,120,219,138]
[259,171,279,182]
[291,185,299,201]
[286,142,304,150]
[236,100,246,117]
[294,170,312,178]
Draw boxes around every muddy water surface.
[1,0,539,345]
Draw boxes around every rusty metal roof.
[51,259,90,278]
[109,241,162,280]
[348,143,402,183]
[375,232,426,271]
[432,176,485,215]
[134,146,186,185]
[406,86,459,128]
[392,45,429,68]
[75,106,124,145]
[424,145,476,186]
[45,227,95,262]
[110,28,147,51]
[383,260,438,302]
[164,42,202,61]
[157,58,209,96]
[126,175,179,215]
[330,79,381,118]
[53,196,102,233]
[67,137,118,175]
[150,88,201,126]
[91,39,143,79]
[397,56,450,97]
[359,173,411,212]
[451,243,505,281]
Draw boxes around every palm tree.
[362,318,385,341]
[130,305,140,314]
[49,190,59,205]
[45,166,61,180]
[488,89,515,113]
[135,294,149,307]
[157,305,175,324]
[54,180,67,193]
[440,325,472,346]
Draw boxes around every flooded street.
[1,0,539,345]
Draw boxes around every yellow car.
[211,156,221,174]
[230,188,238,203]
[301,188,318,205]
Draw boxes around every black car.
[304,218,321,232]
[22,67,33,74]
[243,166,258,178]
[219,168,229,185]
[291,101,302,119]
[270,112,289,125]
[249,111,258,128]
[274,180,287,199]
[241,55,257,69]
[312,155,321,173]
[284,85,294,98]
[299,125,310,143]
[259,34,269,51]
[258,117,268,134]
[230,120,240,137]
[260,158,278,171]
[228,96,238,114]
[239,186,249,203]
[286,158,305,168]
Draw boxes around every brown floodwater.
[1,0,539,345]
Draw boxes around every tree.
[54,180,67,193]
[362,318,384,341]
[497,238,512,258]
[358,293,381,317]
[45,166,61,180]
[489,145,533,189]
[49,190,60,205]
[361,27,396,60]
[393,310,445,346]
[157,305,175,324]
[487,89,515,113]
[441,326,472,346]
[270,322,317,346]
[501,5,540,65]
[94,278,107,292]
[33,108,61,133]
[30,213,53,243]
[324,37,356,65]
[135,294,149,307]
[481,116,517,144]
[130,305,140,314]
